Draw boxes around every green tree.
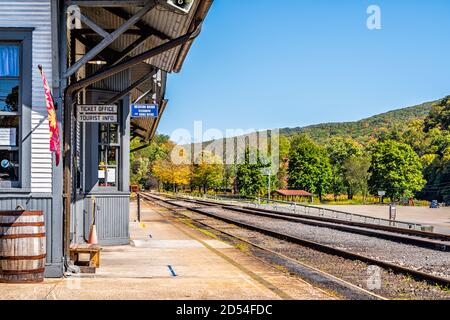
[130,157,150,186]
[130,134,173,188]
[222,164,237,193]
[276,135,291,190]
[424,96,450,132]
[236,148,267,198]
[420,134,450,202]
[415,97,450,202]
[326,137,362,199]
[343,155,371,202]
[288,135,332,201]
[368,140,425,201]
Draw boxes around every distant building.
[274,190,314,202]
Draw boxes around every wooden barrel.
[0,211,46,283]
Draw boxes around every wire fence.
[176,193,429,232]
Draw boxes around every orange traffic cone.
[88,224,98,245]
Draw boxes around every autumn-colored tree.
[152,158,191,192]
[191,151,223,193]
[130,134,174,188]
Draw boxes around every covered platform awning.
[61,0,214,258]
[66,0,213,141]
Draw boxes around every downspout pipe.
[62,23,202,262]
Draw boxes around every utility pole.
[262,168,271,200]
[137,192,141,223]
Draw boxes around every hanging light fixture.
[87,60,107,65]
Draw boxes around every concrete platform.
[0,201,332,300]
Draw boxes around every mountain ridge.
[279,99,437,144]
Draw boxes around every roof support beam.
[78,12,109,38]
[66,21,201,93]
[105,69,157,105]
[104,7,171,41]
[148,99,168,139]
[115,34,153,64]
[72,29,145,36]
[133,89,152,104]
[131,123,150,132]
[66,1,150,7]
[75,34,155,97]
[103,33,154,69]
[75,33,151,71]
[73,34,120,63]
[64,0,157,78]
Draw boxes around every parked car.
[430,200,440,209]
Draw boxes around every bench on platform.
[70,245,103,273]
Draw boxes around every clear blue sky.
[159,0,450,137]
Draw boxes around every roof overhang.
[67,0,213,140]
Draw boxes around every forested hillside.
[281,101,434,144]
[131,96,449,203]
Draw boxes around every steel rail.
[160,196,450,251]
[143,193,450,289]
[173,195,450,242]
[220,206,450,252]
[140,194,387,300]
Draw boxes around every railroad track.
[175,198,450,252]
[173,196,450,244]
[140,193,385,300]
[141,193,450,297]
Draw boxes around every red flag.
[38,65,61,166]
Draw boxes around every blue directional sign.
[131,104,159,118]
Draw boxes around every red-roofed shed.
[274,190,314,202]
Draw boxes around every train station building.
[0,0,213,278]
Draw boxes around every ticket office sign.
[76,105,117,123]
[77,114,118,123]
[77,105,117,114]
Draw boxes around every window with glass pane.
[0,43,20,187]
[98,123,119,188]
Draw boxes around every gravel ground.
[183,205,450,279]
[162,204,450,300]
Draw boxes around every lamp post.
[262,168,272,200]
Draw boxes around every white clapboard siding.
[0,0,53,193]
